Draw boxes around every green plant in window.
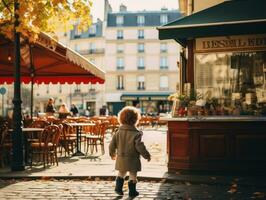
[189,89,197,101]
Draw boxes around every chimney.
[97,18,102,23]
[119,4,127,12]
[104,0,112,21]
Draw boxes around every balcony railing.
[73,35,81,39]
[160,66,168,70]
[77,48,105,55]
[159,87,169,91]
[117,66,124,70]
[137,86,145,90]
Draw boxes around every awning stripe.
[158,19,266,30]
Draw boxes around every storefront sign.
[121,95,169,101]
[150,96,168,100]
[121,96,137,101]
[139,97,149,100]
[196,34,266,52]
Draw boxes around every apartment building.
[29,1,182,116]
[29,19,106,116]
[104,3,181,115]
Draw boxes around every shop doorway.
[107,102,125,115]
[132,100,140,107]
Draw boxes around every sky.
[90,0,179,22]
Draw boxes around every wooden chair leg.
[43,152,46,168]
[86,139,89,155]
[91,141,95,154]
[95,141,98,153]
[101,143,105,155]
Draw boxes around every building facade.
[29,19,106,116]
[104,3,181,115]
[13,1,182,117]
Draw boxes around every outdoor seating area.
[0,115,167,170]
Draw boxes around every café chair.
[29,125,61,168]
[108,116,120,135]
[46,124,62,166]
[26,121,50,143]
[86,122,107,155]
[0,123,12,167]
[59,123,76,157]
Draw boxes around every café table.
[8,128,44,164]
[66,122,95,156]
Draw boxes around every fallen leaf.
[41,176,51,181]
[160,178,167,183]
[227,188,237,194]
[253,192,265,198]
[185,182,191,186]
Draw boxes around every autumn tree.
[0,0,93,171]
[0,0,92,40]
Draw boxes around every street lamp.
[11,0,25,171]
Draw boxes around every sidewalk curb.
[0,174,265,187]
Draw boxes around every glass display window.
[194,51,266,115]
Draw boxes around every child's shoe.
[128,180,139,197]
[115,176,124,195]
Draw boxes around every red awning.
[0,32,105,84]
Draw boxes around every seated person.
[58,103,71,119]
[45,98,56,116]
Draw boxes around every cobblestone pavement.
[0,179,265,200]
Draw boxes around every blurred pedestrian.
[109,106,151,197]
[99,105,108,116]
[45,98,56,116]
[70,104,79,116]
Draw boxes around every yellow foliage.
[168,92,180,101]
[0,0,92,41]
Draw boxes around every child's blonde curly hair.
[118,106,141,126]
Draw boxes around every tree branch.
[1,0,13,14]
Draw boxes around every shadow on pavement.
[0,179,18,189]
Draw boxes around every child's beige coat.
[109,125,151,172]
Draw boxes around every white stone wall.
[105,26,180,94]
